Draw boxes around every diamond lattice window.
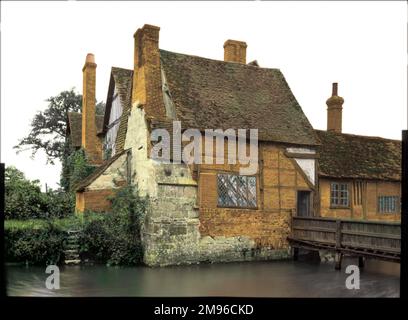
[217,174,257,208]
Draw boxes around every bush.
[79,186,147,265]
[5,166,47,219]
[5,166,76,219]
[5,219,66,265]
[4,185,147,266]
[43,189,75,219]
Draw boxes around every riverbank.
[6,257,400,297]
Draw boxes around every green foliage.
[43,189,75,219]
[63,148,96,192]
[5,220,66,265]
[4,183,147,266]
[79,186,147,265]
[14,89,106,165]
[5,166,47,219]
[14,89,82,164]
[5,166,76,219]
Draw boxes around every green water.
[6,258,400,297]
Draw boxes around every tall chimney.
[82,53,102,164]
[131,24,166,119]
[224,40,247,64]
[326,82,344,133]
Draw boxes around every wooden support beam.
[358,256,365,268]
[293,247,299,261]
[335,252,342,270]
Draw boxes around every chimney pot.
[332,82,338,96]
[85,53,95,64]
[326,82,344,133]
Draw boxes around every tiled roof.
[67,112,104,148]
[316,130,401,181]
[159,49,319,146]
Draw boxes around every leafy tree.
[14,89,105,165]
[5,166,77,219]
[5,166,46,219]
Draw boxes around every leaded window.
[330,182,349,207]
[378,196,399,213]
[217,174,257,208]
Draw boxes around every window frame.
[216,173,258,209]
[377,195,400,214]
[330,182,350,208]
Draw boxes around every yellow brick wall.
[319,178,400,221]
[198,142,313,249]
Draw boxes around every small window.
[330,182,349,207]
[217,174,257,208]
[378,196,399,213]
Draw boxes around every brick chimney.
[132,24,166,119]
[81,53,102,164]
[326,82,344,133]
[224,40,247,64]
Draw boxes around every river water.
[6,257,400,297]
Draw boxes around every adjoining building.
[316,83,401,221]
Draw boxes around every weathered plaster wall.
[87,153,128,191]
[75,152,128,213]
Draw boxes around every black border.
[1,1,407,318]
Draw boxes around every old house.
[67,24,401,266]
[316,83,401,221]
[68,24,321,266]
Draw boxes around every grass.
[5,215,83,231]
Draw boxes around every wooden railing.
[288,216,400,268]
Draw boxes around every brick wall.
[76,189,116,213]
[319,178,401,221]
[198,142,312,251]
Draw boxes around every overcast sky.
[1,1,407,190]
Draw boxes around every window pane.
[217,174,256,208]
[378,196,399,213]
[331,183,348,207]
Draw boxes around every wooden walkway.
[287,216,401,269]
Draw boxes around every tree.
[14,88,105,165]
[4,166,46,219]
[5,166,76,219]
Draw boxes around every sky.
[1,1,407,190]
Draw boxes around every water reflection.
[6,257,400,297]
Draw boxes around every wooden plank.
[335,220,342,249]
[292,226,336,233]
[341,229,401,240]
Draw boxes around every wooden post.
[358,256,365,268]
[335,252,342,270]
[293,247,299,261]
[335,220,342,249]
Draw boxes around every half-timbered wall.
[105,86,123,157]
